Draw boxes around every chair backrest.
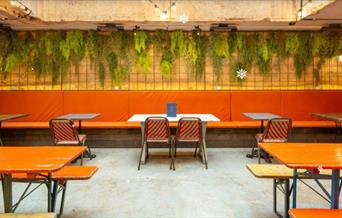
[144,117,170,143]
[49,119,80,145]
[176,117,202,142]
[262,118,292,142]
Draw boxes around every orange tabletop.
[289,209,342,218]
[0,146,85,174]
[258,142,342,170]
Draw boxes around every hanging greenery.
[187,31,208,78]
[160,49,173,77]
[134,31,151,74]
[256,32,273,74]
[0,32,11,76]
[170,30,187,57]
[152,30,169,52]
[239,33,258,71]
[228,31,243,55]
[209,32,229,81]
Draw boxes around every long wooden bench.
[247,164,338,218]
[7,166,97,216]
[2,121,336,129]
[289,209,342,218]
[0,213,56,218]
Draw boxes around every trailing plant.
[285,32,299,56]
[239,33,258,71]
[111,31,132,85]
[256,32,273,74]
[0,32,11,76]
[293,32,313,78]
[98,61,105,87]
[188,31,208,78]
[134,31,151,74]
[209,32,229,81]
[228,31,243,55]
[97,34,110,86]
[106,52,119,83]
[160,49,173,77]
[152,30,169,52]
[59,30,85,74]
[84,31,99,61]
[170,30,187,57]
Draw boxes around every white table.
[128,114,220,166]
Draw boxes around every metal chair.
[257,118,292,163]
[138,117,171,170]
[49,119,96,163]
[171,117,206,170]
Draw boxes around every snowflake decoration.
[179,14,189,24]
[236,68,247,80]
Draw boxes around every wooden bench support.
[2,166,97,216]
[247,164,342,218]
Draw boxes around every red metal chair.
[257,118,292,163]
[171,117,206,170]
[138,117,171,170]
[49,119,95,163]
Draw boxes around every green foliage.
[209,32,229,81]
[293,32,313,78]
[160,49,173,77]
[256,33,273,74]
[134,31,150,74]
[228,32,243,55]
[240,33,258,71]
[187,31,208,78]
[152,30,169,52]
[98,61,105,87]
[170,30,187,56]
[84,31,99,60]
[285,32,299,56]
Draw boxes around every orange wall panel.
[0,91,63,121]
[231,91,282,121]
[281,91,342,121]
[128,91,231,121]
[63,91,129,121]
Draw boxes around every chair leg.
[138,142,145,170]
[169,145,171,158]
[146,143,149,160]
[170,141,175,171]
[201,142,208,169]
[258,148,261,164]
[246,140,257,158]
[174,143,177,158]
[194,142,198,157]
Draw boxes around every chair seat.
[78,134,87,144]
[255,133,264,142]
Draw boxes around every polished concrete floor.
[0,148,337,218]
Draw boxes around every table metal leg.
[140,122,146,164]
[47,173,52,212]
[201,122,208,169]
[292,169,297,208]
[2,174,13,213]
[261,120,264,133]
[331,169,340,209]
[78,120,82,133]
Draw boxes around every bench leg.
[59,182,68,216]
[284,179,290,218]
[273,179,277,215]
[47,173,52,212]
[51,181,58,212]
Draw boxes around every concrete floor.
[0,148,337,218]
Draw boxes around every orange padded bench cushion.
[1,121,336,129]
[289,209,342,218]
[11,166,98,181]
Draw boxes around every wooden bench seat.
[289,209,342,218]
[11,166,98,181]
[247,164,341,218]
[1,121,336,129]
[0,213,56,218]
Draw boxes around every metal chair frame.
[171,117,206,170]
[49,119,94,163]
[257,118,292,163]
[138,117,172,170]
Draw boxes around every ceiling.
[0,0,341,31]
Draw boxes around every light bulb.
[154,4,159,12]
[307,0,313,7]
[339,55,342,63]
[160,11,168,20]
[171,2,176,11]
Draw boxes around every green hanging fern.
[160,49,173,78]
[228,32,243,55]
[98,61,105,87]
[256,33,273,74]
[170,30,187,57]
[134,31,151,74]
[106,52,119,83]
[209,32,229,81]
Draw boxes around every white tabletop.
[128,114,220,122]
[243,113,281,120]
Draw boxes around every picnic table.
[259,142,342,209]
[128,114,220,165]
[0,146,85,213]
[0,114,29,146]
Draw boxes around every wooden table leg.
[2,174,13,213]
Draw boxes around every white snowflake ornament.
[236,68,247,80]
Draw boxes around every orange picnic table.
[259,142,342,210]
[0,146,85,213]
